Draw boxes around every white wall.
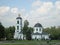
[18,34,23,40]
[42,35,49,40]
[14,32,23,40]
[33,27,42,33]
[14,18,23,39]
[32,34,49,40]
[32,35,42,40]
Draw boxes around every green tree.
[26,27,33,40]
[44,26,60,40]
[5,26,15,40]
[23,20,29,35]
[23,20,33,40]
[0,22,5,40]
[9,26,15,38]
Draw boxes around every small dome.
[16,14,22,19]
[16,17,22,19]
[34,23,42,27]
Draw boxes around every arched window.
[17,21,19,24]
[39,28,41,31]
[17,26,19,30]
[36,28,38,31]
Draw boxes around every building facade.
[32,23,50,40]
[14,15,23,40]
[14,15,50,40]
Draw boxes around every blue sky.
[0,0,60,28]
[0,0,33,10]
[0,0,58,11]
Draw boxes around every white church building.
[14,15,50,40]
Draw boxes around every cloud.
[32,0,42,8]
[24,0,60,28]
[11,7,18,14]
[0,6,10,15]
[55,1,60,10]
[8,0,60,28]
[0,6,17,27]
[0,0,60,28]
[21,8,26,12]
[32,1,53,14]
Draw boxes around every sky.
[0,0,60,28]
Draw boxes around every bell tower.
[14,14,22,39]
[16,14,22,32]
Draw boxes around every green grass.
[0,40,60,45]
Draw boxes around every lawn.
[0,40,60,45]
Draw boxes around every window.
[17,26,19,30]
[17,21,19,24]
[36,28,38,31]
[39,28,41,31]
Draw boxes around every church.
[14,14,50,40]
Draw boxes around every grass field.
[0,40,60,45]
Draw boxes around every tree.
[26,27,33,40]
[23,20,33,40]
[5,26,15,40]
[44,26,60,40]
[0,22,5,40]
[9,26,15,38]
[23,20,29,35]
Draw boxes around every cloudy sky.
[0,0,60,28]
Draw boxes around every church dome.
[34,23,42,27]
[16,17,22,19]
[16,14,22,19]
